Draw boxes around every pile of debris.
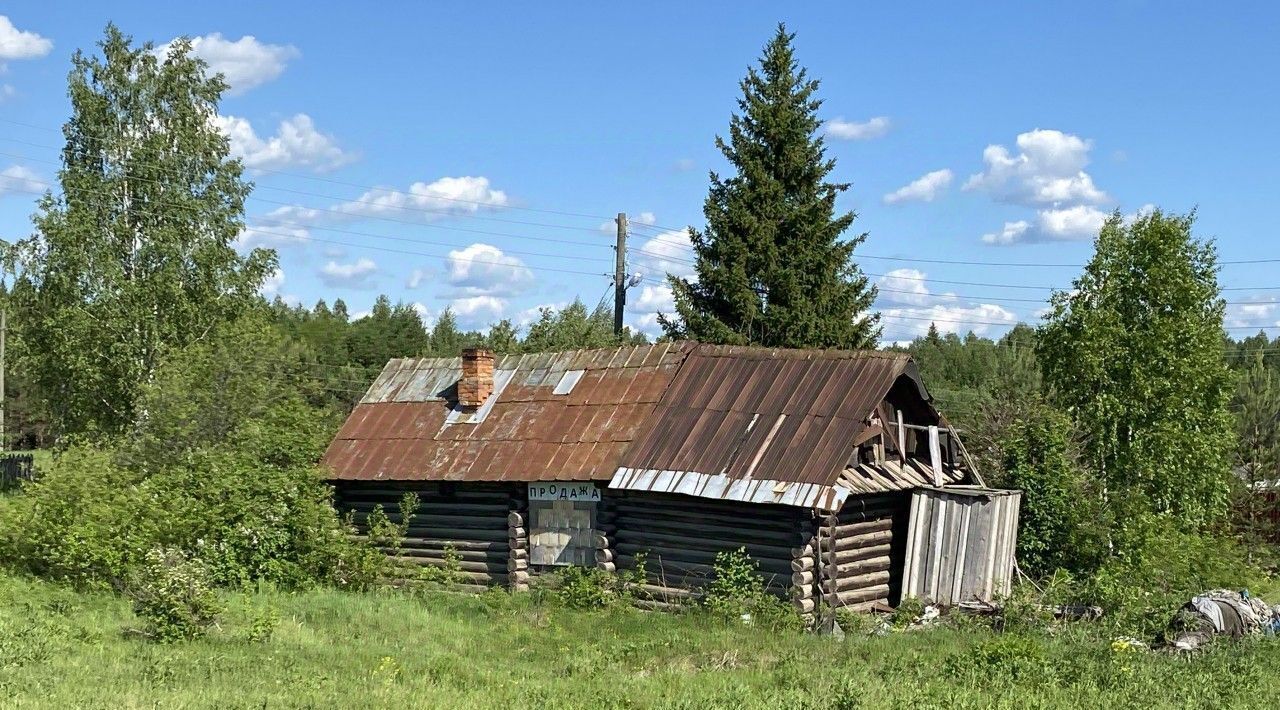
[1167,589,1280,651]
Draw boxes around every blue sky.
[1,2,1278,341]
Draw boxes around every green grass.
[2,574,1279,708]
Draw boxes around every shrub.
[126,547,222,642]
[1083,512,1266,638]
[998,407,1109,578]
[243,605,280,643]
[704,547,803,632]
[556,566,639,609]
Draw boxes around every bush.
[704,548,802,632]
[998,407,1109,578]
[555,563,645,609]
[1083,513,1266,638]
[126,547,222,642]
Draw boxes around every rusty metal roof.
[325,341,953,503]
[615,344,925,492]
[323,343,689,482]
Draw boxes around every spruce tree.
[660,25,879,348]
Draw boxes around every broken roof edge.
[608,466,851,511]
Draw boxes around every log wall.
[812,492,911,612]
[605,491,817,610]
[335,482,522,591]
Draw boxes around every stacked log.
[507,495,530,590]
[337,482,519,588]
[791,538,818,616]
[595,499,617,573]
[607,491,812,606]
[818,492,909,611]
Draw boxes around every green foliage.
[3,572,1280,707]
[944,634,1053,686]
[416,544,464,586]
[522,298,643,352]
[1039,209,1235,530]
[1083,514,1266,638]
[662,25,879,348]
[1231,353,1280,546]
[243,605,280,644]
[555,566,641,609]
[703,547,802,632]
[125,547,222,643]
[128,314,337,469]
[14,24,273,439]
[998,407,1109,577]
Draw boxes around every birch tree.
[17,25,273,437]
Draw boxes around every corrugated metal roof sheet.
[325,341,956,500]
[323,343,688,482]
[616,344,922,490]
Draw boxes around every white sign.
[527,482,600,502]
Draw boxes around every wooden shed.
[322,342,1018,611]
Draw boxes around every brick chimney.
[458,348,494,410]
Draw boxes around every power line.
[0,184,611,279]
[0,119,618,223]
[625,222,1277,268]
[875,312,1277,331]
[0,149,615,253]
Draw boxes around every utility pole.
[613,212,627,338]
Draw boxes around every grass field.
[2,574,1279,709]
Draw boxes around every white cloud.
[983,203,1152,246]
[406,268,428,289]
[445,243,533,297]
[157,33,298,94]
[881,303,1019,340]
[1123,203,1157,225]
[261,267,285,295]
[215,114,355,173]
[319,257,378,288]
[825,116,891,141]
[875,268,935,306]
[1037,205,1108,240]
[514,302,567,328]
[410,301,433,322]
[883,169,953,205]
[450,295,506,328]
[964,129,1107,206]
[875,269,1018,340]
[236,223,309,249]
[0,84,15,102]
[0,16,52,61]
[1227,298,1280,331]
[266,176,508,226]
[980,220,1031,246]
[0,164,43,198]
[626,283,676,336]
[632,228,696,280]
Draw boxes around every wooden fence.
[0,453,35,490]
